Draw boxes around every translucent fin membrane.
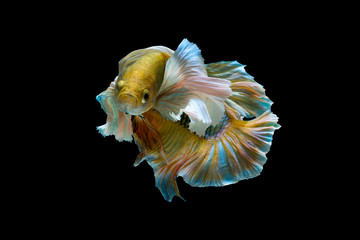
[206,61,273,120]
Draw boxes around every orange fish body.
[97,39,280,201]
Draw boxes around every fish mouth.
[117,93,138,113]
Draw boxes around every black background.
[16,3,339,235]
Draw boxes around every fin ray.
[206,61,273,119]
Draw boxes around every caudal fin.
[179,109,280,187]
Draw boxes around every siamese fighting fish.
[96,39,280,202]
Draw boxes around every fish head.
[113,51,169,115]
[115,79,156,115]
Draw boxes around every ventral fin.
[132,115,167,164]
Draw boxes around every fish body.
[97,39,280,201]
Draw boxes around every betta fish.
[96,39,280,201]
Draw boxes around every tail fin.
[179,110,280,187]
[134,109,280,201]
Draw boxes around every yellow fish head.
[116,79,153,115]
[114,52,169,115]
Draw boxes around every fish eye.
[116,80,125,91]
[142,90,149,103]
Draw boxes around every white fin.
[158,39,207,94]
[96,80,133,142]
[154,39,232,136]
[183,98,211,124]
